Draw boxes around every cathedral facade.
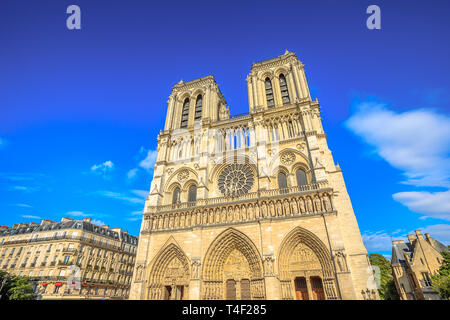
[129,51,377,300]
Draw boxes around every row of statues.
[143,193,333,231]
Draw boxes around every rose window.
[218,164,254,197]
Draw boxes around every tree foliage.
[0,271,35,300]
[431,250,450,299]
[369,253,400,300]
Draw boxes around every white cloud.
[127,168,138,180]
[90,160,115,178]
[363,224,450,255]
[16,203,32,208]
[91,219,106,226]
[346,103,450,220]
[96,190,145,205]
[418,224,450,245]
[139,148,157,171]
[131,189,148,199]
[393,190,450,221]
[10,185,39,193]
[66,211,90,217]
[21,215,42,220]
[362,230,403,253]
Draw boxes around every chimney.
[83,218,92,223]
[414,230,423,239]
[407,234,416,244]
[392,240,404,245]
[29,222,39,226]
[123,230,128,235]
[0,226,8,231]
[41,219,52,225]
[101,225,109,229]
[424,233,431,240]
[61,217,74,222]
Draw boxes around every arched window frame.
[265,77,274,108]
[194,94,202,122]
[180,98,190,128]
[295,168,308,187]
[279,74,290,105]
[172,187,181,204]
[277,171,288,190]
[187,184,197,203]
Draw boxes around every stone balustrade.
[142,182,334,232]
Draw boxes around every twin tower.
[129,50,377,300]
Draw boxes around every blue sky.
[1,0,449,258]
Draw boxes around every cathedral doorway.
[278,227,339,300]
[147,243,190,300]
[202,228,265,300]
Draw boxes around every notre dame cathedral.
[129,51,378,300]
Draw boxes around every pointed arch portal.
[202,228,265,300]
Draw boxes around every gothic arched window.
[279,74,290,104]
[180,98,190,128]
[265,78,274,108]
[278,172,288,190]
[188,185,197,202]
[194,95,202,121]
[172,187,181,204]
[296,169,307,186]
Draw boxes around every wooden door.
[226,279,236,300]
[294,277,309,300]
[176,286,184,300]
[163,286,172,300]
[241,279,251,300]
[311,277,325,300]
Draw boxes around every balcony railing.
[150,182,330,213]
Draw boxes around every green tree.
[369,253,400,300]
[0,272,35,300]
[431,250,450,299]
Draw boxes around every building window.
[265,78,274,108]
[180,98,190,128]
[172,187,181,204]
[279,74,290,104]
[188,185,197,202]
[278,172,288,190]
[422,272,432,287]
[194,95,202,121]
[296,169,307,186]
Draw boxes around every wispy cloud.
[393,190,450,221]
[363,224,450,254]
[9,185,40,193]
[21,215,42,220]
[16,203,32,208]
[139,147,157,171]
[418,224,450,245]
[362,230,402,253]
[95,190,146,205]
[91,219,106,226]
[66,211,91,217]
[345,102,450,220]
[90,160,115,179]
[127,210,144,221]
[127,168,139,181]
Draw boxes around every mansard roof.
[0,219,138,245]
